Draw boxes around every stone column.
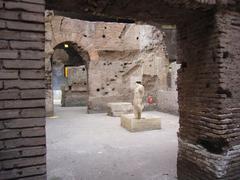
[177,8,240,180]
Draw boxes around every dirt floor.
[47,106,179,180]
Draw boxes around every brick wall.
[0,0,46,179]
[177,8,240,180]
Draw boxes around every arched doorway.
[47,41,90,115]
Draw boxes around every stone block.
[107,102,133,117]
[121,114,161,132]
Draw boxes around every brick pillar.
[177,8,240,180]
[45,10,54,117]
[0,0,46,179]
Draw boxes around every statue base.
[120,114,161,132]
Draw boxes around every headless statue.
[133,81,145,119]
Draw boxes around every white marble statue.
[133,81,145,119]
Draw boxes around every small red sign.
[147,96,153,104]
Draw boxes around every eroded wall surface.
[45,12,177,114]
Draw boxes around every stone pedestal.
[120,114,161,132]
[107,102,133,117]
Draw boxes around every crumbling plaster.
[45,11,175,114]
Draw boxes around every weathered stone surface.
[107,102,133,117]
[46,13,175,114]
[121,114,161,132]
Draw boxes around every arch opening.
[50,41,90,108]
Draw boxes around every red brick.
[0,50,18,59]
[0,121,4,130]
[20,70,44,79]
[21,12,44,23]
[19,174,47,180]
[22,127,45,137]
[4,118,45,128]
[0,129,20,140]
[5,2,45,13]
[0,101,4,109]
[4,137,45,149]
[0,141,4,150]
[20,50,44,59]
[6,21,44,32]
[0,40,9,49]
[4,80,45,89]
[21,89,45,99]
[0,147,46,161]
[2,156,45,169]
[0,10,19,21]
[0,165,46,179]
[10,41,44,50]
[0,127,45,140]
[0,109,20,120]
[0,90,20,100]
[21,108,45,118]
[0,81,3,89]
[0,30,44,41]
[0,2,3,9]
[0,70,19,80]
[21,0,45,5]
[0,20,6,28]
[3,99,45,109]
[3,60,44,69]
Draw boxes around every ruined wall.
[177,9,240,180]
[157,28,179,115]
[88,26,169,113]
[0,0,46,179]
[46,13,174,114]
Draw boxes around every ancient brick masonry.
[177,8,240,180]
[0,0,46,179]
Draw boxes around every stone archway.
[45,40,90,116]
